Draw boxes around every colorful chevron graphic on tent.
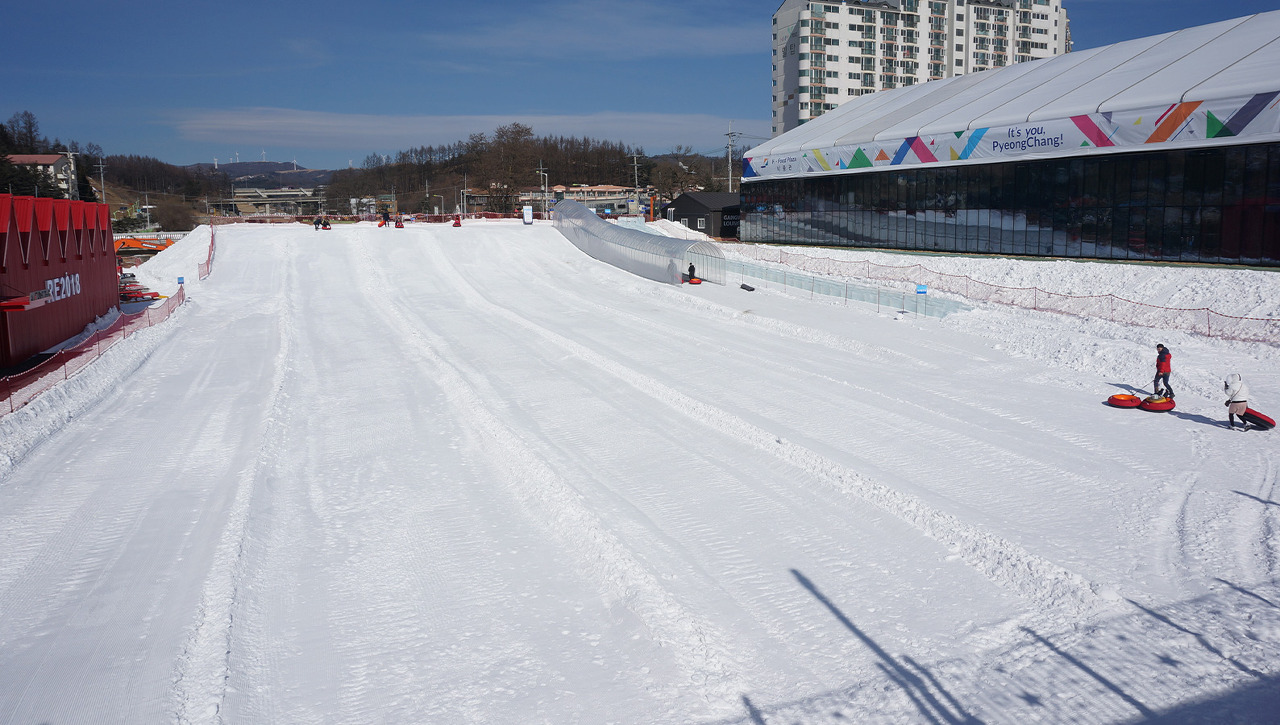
[1146,102,1201,143]
[841,148,874,169]
[809,149,834,172]
[890,137,938,165]
[742,157,758,177]
[950,128,989,160]
[1208,91,1280,138]
[1071,115,1115,147]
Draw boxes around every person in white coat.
[1224,373,1251,430]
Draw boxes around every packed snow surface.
[1,220,1278,724]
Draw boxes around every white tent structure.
[744,10,1280,181]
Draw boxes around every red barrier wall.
[0,194,118,368]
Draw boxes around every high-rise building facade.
[772,0,1070,135]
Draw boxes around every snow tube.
[1107,394,1142,408]
[1242,408,1275,430]
[377,221,385,227]
[688,278,702,285]
[394,221,404,228]
[1139,395,1176,412]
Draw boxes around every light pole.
[537,169,548,217]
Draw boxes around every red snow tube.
[1107,394,1142,408]
[377,221,385,227]
[1138,395,1176,412]
[1242,408,1275,430]
[688,278,702,285]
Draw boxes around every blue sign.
[178,277,185,285]
[916,284,928,294]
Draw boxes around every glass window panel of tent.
[1243,145,1269,202]
[1012,164,1029,256]
[945,166,958,251]
[1029,162,1050,255]
[1129,156,1149,208]
[1223,146,1246,207]
[1095,155,1115,209]
[1268,143,1280,203]
[1201,204,1223,260]
[1146,206,1165,259]
[1183,151,1206,208]
[1164,151,1185,208]
[1112,157,1132,210]
[1202,149,1225,206]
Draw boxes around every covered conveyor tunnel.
[553,200,725,286]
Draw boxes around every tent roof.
[746,10,1280,170]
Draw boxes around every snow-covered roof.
[744,10,1280,182]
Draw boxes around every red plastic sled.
[688,278,702,285]
[377,221,385,227]
[1139,395,1176,412]
[1107,394,1142,408]
[1242,408,1275,430]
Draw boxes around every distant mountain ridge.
[186,161,332,188]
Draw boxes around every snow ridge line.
[170,249,296,725]
[534,254,934,372]
[352,241,751,709]
[441,255,1103,616]
[0,307,189,487]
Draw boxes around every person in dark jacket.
[313,216,322,230]
[1153,344,1173,398]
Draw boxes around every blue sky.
[3,0,1277,170]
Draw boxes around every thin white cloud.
[418,0,764,61]
[167,107,769,155]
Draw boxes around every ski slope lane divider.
[436,250,1105,619]
[349,243,752,710]
[169,243,297,725]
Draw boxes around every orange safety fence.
[198,223,218,280]
[2,224,219,417]
[1,287,187,416]
[728,245,1280,344]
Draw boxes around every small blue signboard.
[916,284,928,294]
[178,277,185,285]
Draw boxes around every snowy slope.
[0,220,1277,724]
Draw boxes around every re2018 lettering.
[45,273,82,301]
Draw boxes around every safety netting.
[729,244,1280,344]
[552,200,725,285]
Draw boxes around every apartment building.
[5,153,79,199]
[772,0,1070,134]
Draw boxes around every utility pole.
[725,121,742,194]
[536,161,549,217]
[630,154,642,215]
[96,159,106,205]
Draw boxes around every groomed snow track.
[1,221,1277,724]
